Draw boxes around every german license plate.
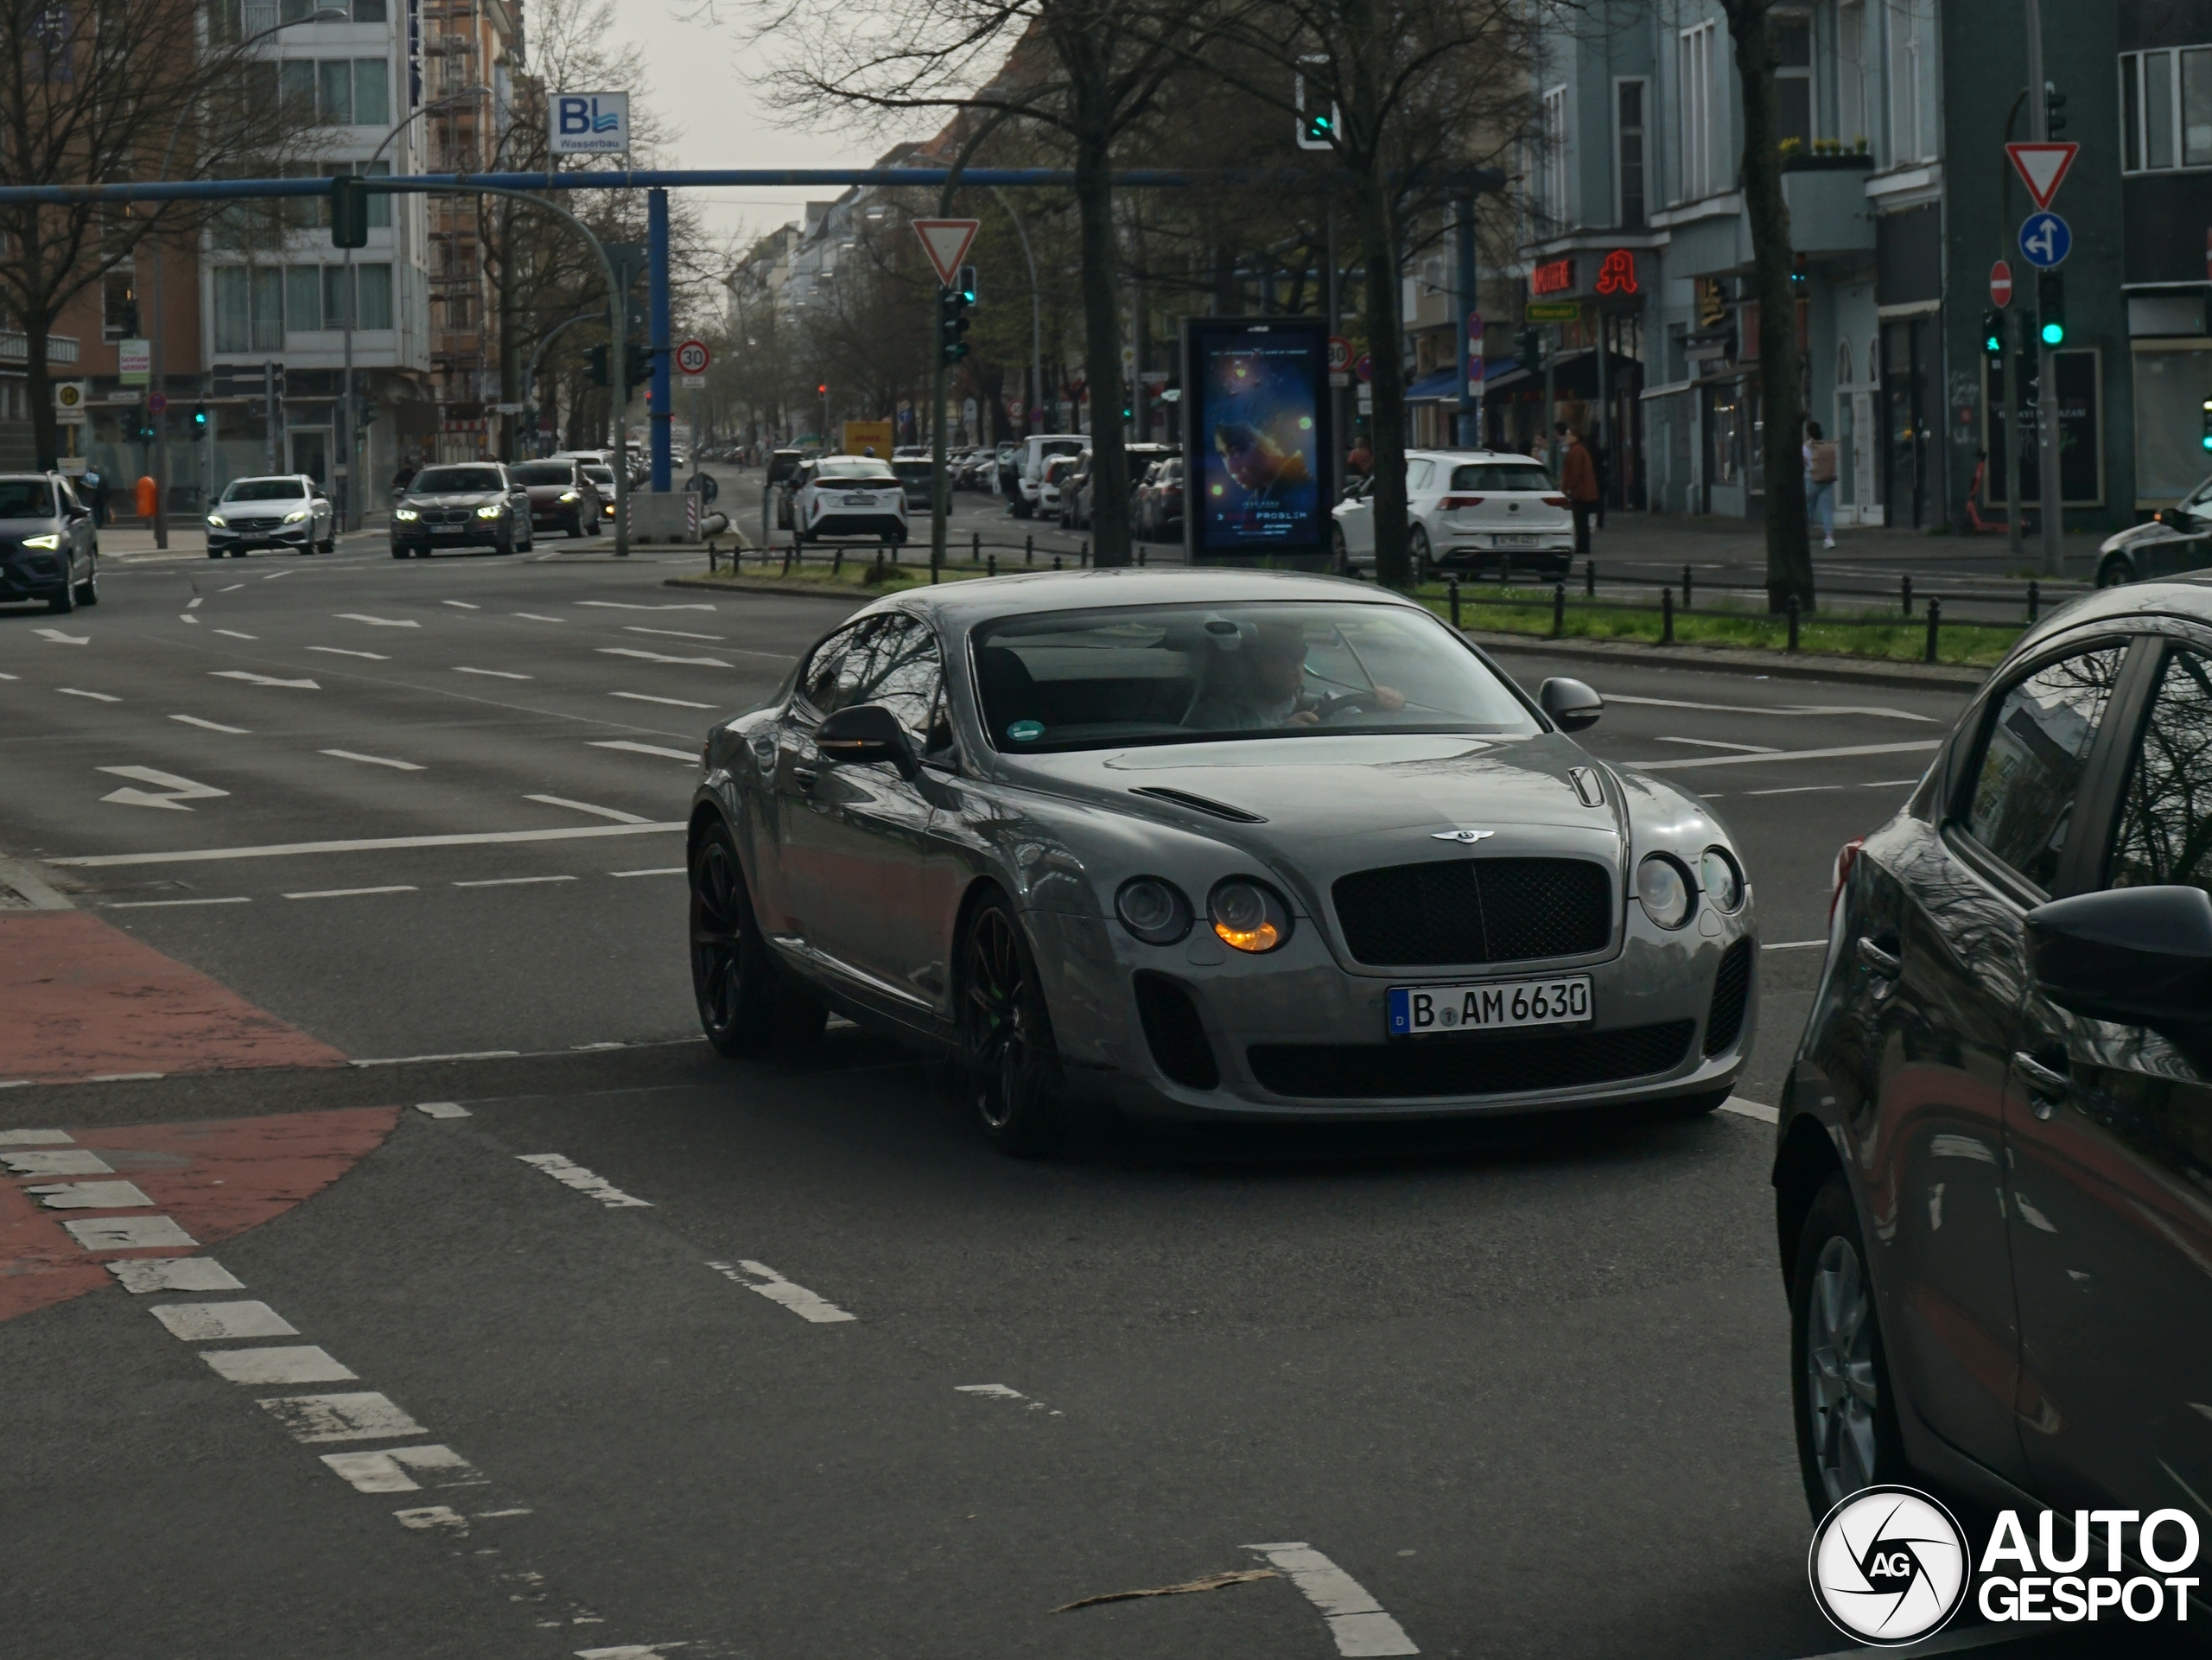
[1494,533,1541,548]
[1388,975,1591,1037]
[842,493,875,506]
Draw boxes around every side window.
[2109,647,2212,894]
[1407,460,1434,491]
[800,620,876,716]
[1962,646,2126,889]
[857,615,944,740]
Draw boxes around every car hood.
[404,492,504,507]
[523,483,582,499]
[2101,517,2197,555]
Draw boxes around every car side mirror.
[1539,677,1604,732]
[2024,886,2212,1031]
[816,703,916,777]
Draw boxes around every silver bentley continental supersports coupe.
[686,569,1756,1153]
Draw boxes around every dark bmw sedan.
[0,472,99,614]
[390,462,534,558]
[1777,574,2212,1554]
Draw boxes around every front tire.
[2095,553,2134,589]
[689,818,822,1057]
[1790,1173,1910,1517]
[1409,524,1434,582]
[960,893,1069,1156]
[75,559,99,607]
[47,567,76,614]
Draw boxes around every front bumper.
[208,521,313,550]
[0,552,68,598]
[1026,904,1756,1123]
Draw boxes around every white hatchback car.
[1333,450,1573,581]
[792,455,909,546]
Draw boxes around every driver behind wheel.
[1184,620,1405,730]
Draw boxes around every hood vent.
[1128,786,1268,824]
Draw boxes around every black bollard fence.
[1661,586,1675,644]
[1138,543,1147,566]
[1786,594,1801,652]
[2027,579,2040,624]
[1584,557,1596,598]
[1080,539,1090,568]
[1681,563,1694,611]
[1925,596,1942,664]
[1552,582,1566,639]
[832,547,842,575]
[1901,573,1913,617]
[971,531,981,565]
[1448,576,1461,630]
[988,551,998,577]
[1052,553,1063,571]
[1025,533,1033,566]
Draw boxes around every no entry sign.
[1990,260,2013,308]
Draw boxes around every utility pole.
[2025,0,2063,575]
[1454,199,1478,448]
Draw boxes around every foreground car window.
[0,480,56,517]
[1963,646,2125,888]
[972,601,1540,752]
[2110,648,2212,894]
[225,479,308,501]
[413,467,505,493]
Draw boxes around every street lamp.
[988,188,1044,435]
[143,3,348,549]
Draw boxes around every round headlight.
[1210,879,1290,953]
[1637,855,1694,930]
[1700,847,1745,913]
[1116,876,1192,945]
[475,504,504,518]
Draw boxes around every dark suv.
[1779,576,2212,1560]
[0,473,98,614]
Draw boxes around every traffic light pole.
[2004,308,2024,559]
[931,304,949,576]
[2026,0,2063,575]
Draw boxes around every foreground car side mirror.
[1538,677,1604,732]
[816,703,917,778]
[2024,886,2212,1031]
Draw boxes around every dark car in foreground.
[686,569,1757,1155]
[390,462,533,557]
[1777,576,2212,1557]
[2094,471,2212,588]
[509,458,602,538]
[0,473,98,614]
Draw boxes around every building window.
[1616,79,1647,229]
[1887,0,1931,162]
[353,58,390,127]
[357,263,393,330]
[445,290,474,330]
[103,264,137,340]
[286,264,322,332]
[1678,22,1720,200]
[213,265,285,354]
[1776,16,1814,149]
[1839,1,1869,150]
[1540,85,1569,228]
[2122,47,2212,172]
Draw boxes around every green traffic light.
[2040,320,2064,347]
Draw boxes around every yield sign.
[912,219,980,287]
[2005,143,2079,211]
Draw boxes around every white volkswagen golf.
[1333,450,1573,581]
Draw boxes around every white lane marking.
[258,1390,426,1443]
[53,821,684,867]
[957,1383,1062,1414]
[171,714,251,733]
[575,601,715,612]
[321,748,424,771]
[1765,939,1826,951]
[220,584,245,593]
[454,665,532,679]
[202,1345,358,1385]
[513,613,564,622]
[306,646,390,660]
[1719,1096,1780,1123]
[596,647,729,667]
[1746,784,1845,797]
[27,1180,154,1209]
[611,867,684,878]
[181,614,199,623]
[211,670,319,689]
[111,1257,245,1294]
[1243,1543,1419,1657]
[0,1129,73,1146]
[283,885,417,900]
[574,1646,690,1659]
[63,1215,197,1250]
[526,794,652,824]
[263,570,291,580]
[88,1072,164,1082]
[708,1259,855,1323]
[213,628,258,640]
[0,1148,113,1175]
[611,691,714,709]
[351,1050,523,1067]
[151,1301,298,1341]
[624,626,724,641]
[105,896,251,909]
[336,613,420,627]
[1605,694,1938,723]
[58,687,120,702]
[34,627,89,645]
[0,671,16,678]
[1652,735,1780,754]
[322,1444,486,1493]
[1625,740,1942,773]
[589,740,697,762]
[454,875,575,887]
[187,597,204,609]
[442,601,480,609]
[414,1101,471,1119]
[518,1153,652,1208]
[99,764,230,811]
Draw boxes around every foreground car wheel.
[75,560,99,607]
[2095,553,2134,589]
[690,820,821,1057]
[1790,1173,1908,1517]
[962,894,1068,1156]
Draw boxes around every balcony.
[1782,154,1876,258]
[0,331,80,366]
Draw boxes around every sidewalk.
[1582,511,2107,581]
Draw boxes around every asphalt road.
[3,539,2170,1658]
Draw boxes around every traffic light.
[1515,326,1546,369]
[956,264,977,306]
[190,403,207,438]
[1294,68,1338,150]
[2044,81,2068,137]
[329,175,369,249]
[1981,309,2005,361]
[938,283,970,366]
[1789,253,1808,296]
[817,381,827,397]
[585,344,609,387]
[625,344,652,392]
[2037,270,2066,347]
[2201,398,2212,454]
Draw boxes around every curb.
[1459,629,1988,690]
[663,576,874,601]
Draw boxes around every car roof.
[863,565,1433,630]
[226,474,311,486]
[2007,576,2212,657]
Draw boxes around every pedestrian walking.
[1804,421,1839,549]
[391,460,416,493]
[1558,423,1599,556]
[1345,438,1372,479]
[81,467,106,526]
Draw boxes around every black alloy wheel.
[689,818,822,1057]
[47,560,75,614]
[74,557,99,607]
[1790,1172,1909,1517]
[961,894,1069,1156]
[1409,523,1434,582]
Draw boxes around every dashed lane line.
[1651,735,1780,754]
[1242,1543,1419,1657]
[306,646,389,660]
[105,896,251,909]
[336,614,420,627]
[187,597,203,609]
[1604,694,1939,723]
[518,1153,652,1208]
[442,601,480,609]
[171,714,250,733]
[321,748,425,771]
[1719,1096,1781,1123]
[707,1259,855,1323]
[1766,939,1825,950]
[957,1383,1060,1415]
[624,626,724,642]
[1624,739,1942,772]
[51,821,684,867]
[513,613,564,623]
[454,666,532,680]
[589,740,697,762]
[211,670,319,689]
[57,687,119,702]
[34,627,89,645]
[181,613,200,623]
[526,794,652,824]
[454,875,575,887]
[596,647,729,667]
[611,867,684,877]
[283,886,419,900]
[611,691,714,709]
[213,629,257,640]
[575,601,715,612]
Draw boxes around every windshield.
[892,461,933,479]
[0,480,56,518]
[1449,462,1557,492]
[582,466,616,486]
[972,601,1541,754]
[224,478,307,502]
[817,459,897,485]
[510,463,577,486]
[411,466,505,493]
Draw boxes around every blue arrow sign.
[2018,212,2071,270]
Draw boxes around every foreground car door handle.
[2013,1052,2069,1116]
[1856,938,1901,978]
[790,766,818,791]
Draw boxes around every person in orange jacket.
[1557,423,1599,555]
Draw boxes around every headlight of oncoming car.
[1700,847,1745,913]
[205,514,227,529]
[475,504,504,518]
[283,508,310,524]
[1116,877,1192,945]
[394,507,420,521]
[559,490,581,503]
[1637,854,1694,930]
[23,532,60,549]
[1210,879,1291,953]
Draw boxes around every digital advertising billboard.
[1182,317,1334,567]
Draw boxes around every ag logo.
[1808,1485,1969,1645]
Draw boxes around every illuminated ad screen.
[1184,318,1333,563]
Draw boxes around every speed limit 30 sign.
[674,339,710,376]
